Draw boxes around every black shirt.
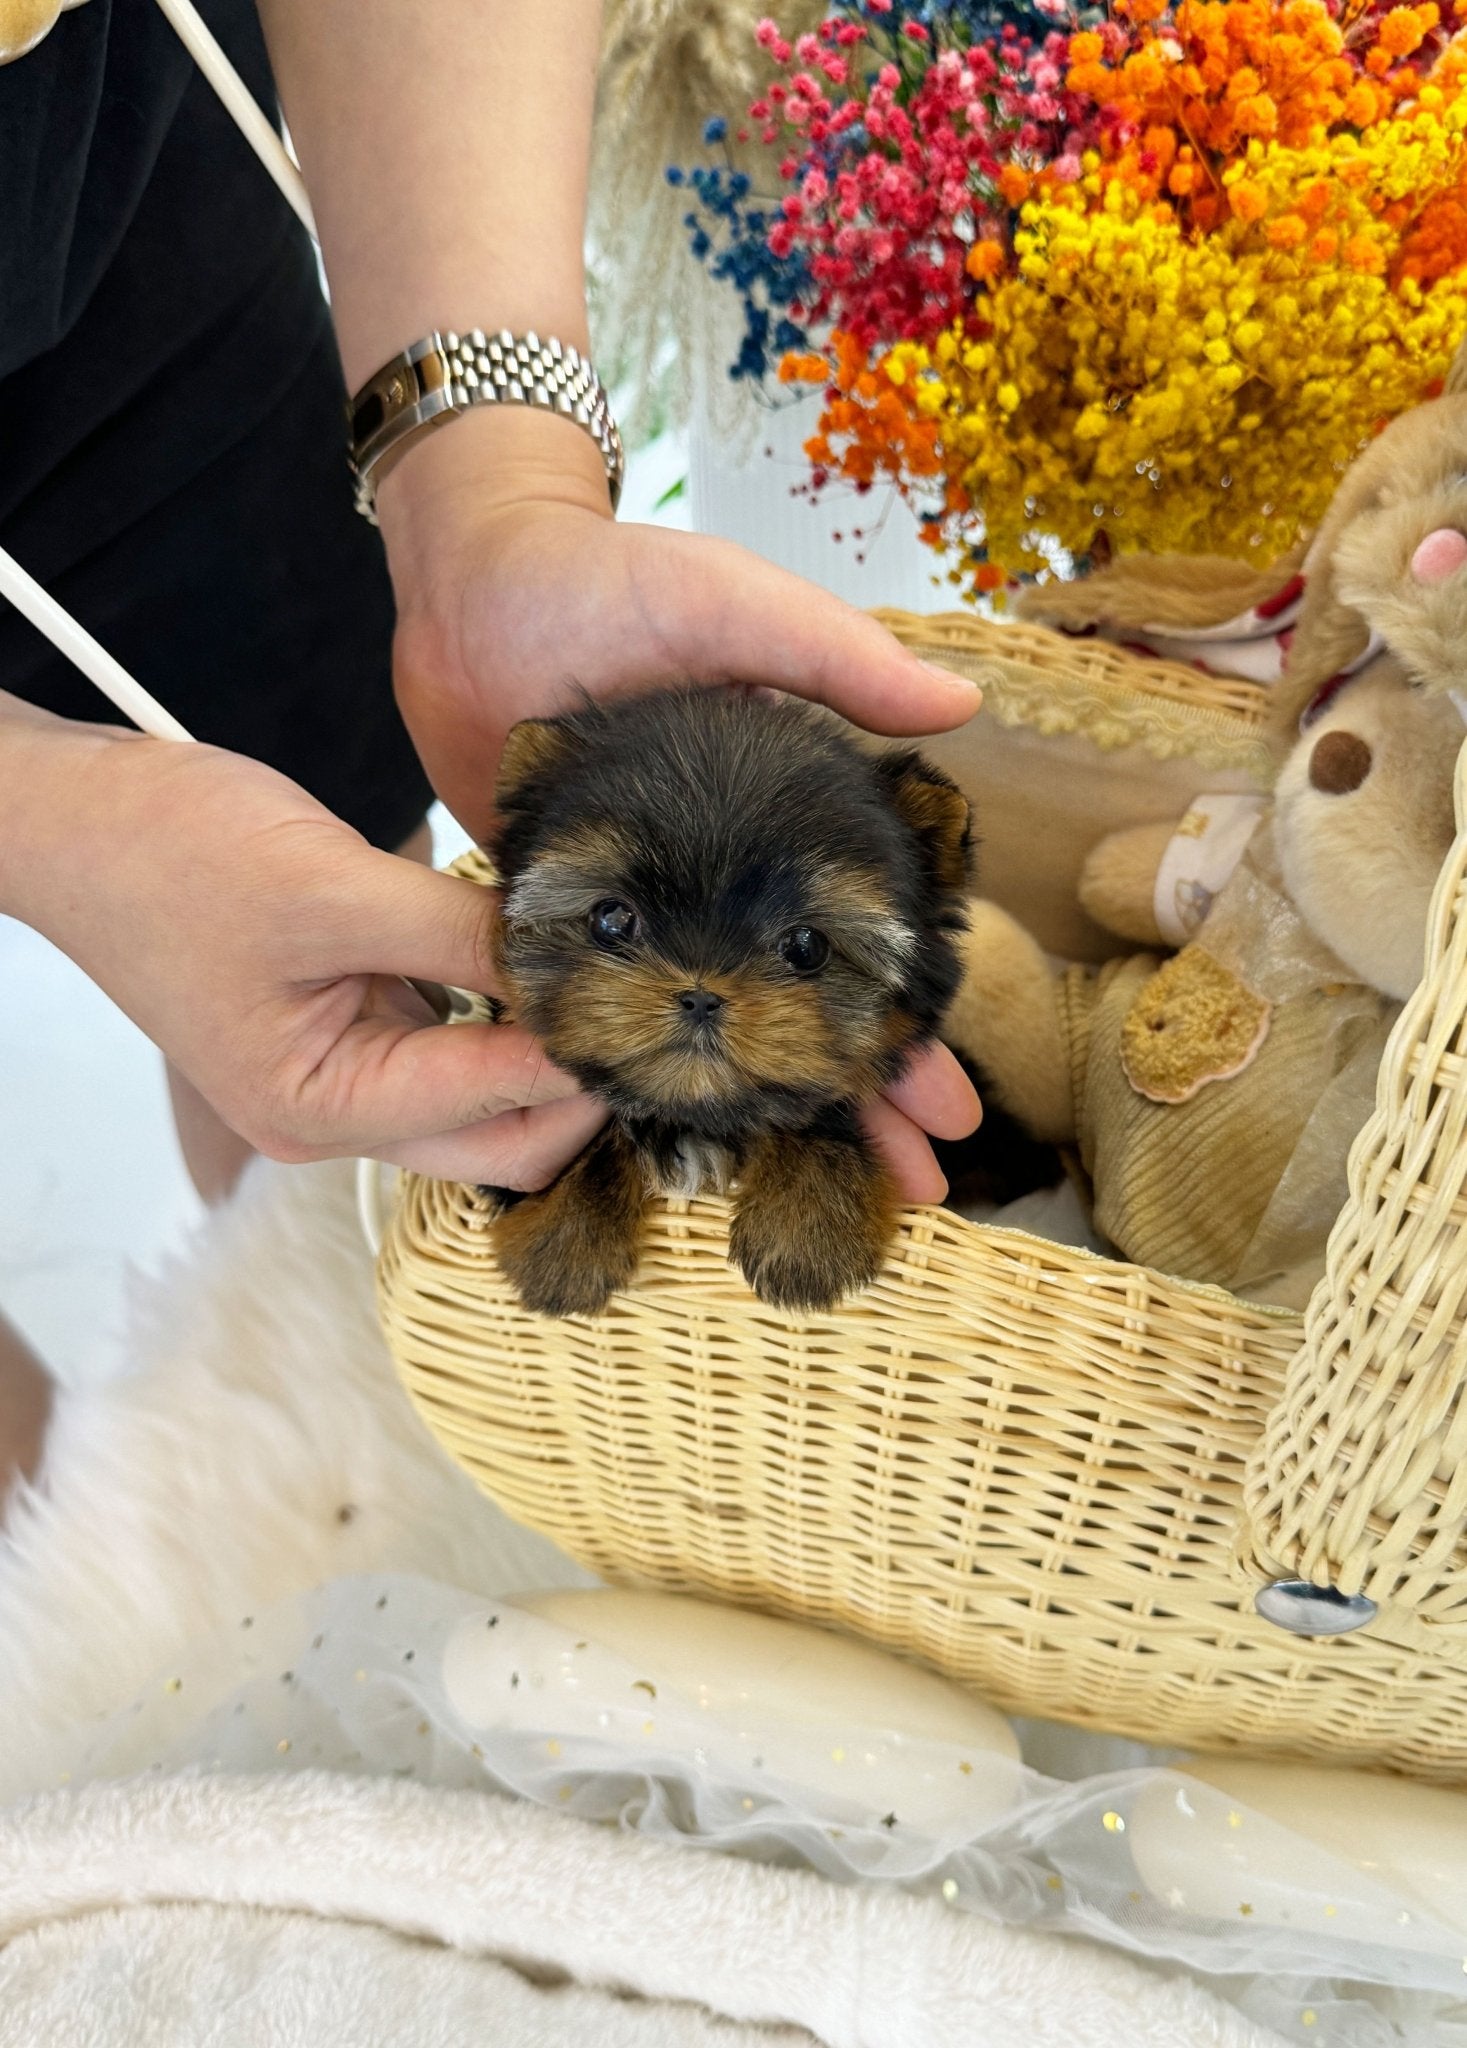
[0,0,432,849]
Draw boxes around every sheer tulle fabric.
[51,1572,1467,2048]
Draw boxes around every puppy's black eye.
[589,899,638,950]
[778,926,830,975]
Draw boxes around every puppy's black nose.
[678,988,724,1024]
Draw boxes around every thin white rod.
[153,0,318,239]
[0,545,195,743]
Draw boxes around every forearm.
[0,694,133,927]
[255,0,602,391]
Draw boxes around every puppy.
[483,687,974,1317]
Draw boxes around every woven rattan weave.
[378,611,1467,1779]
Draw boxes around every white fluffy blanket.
[0,1161,1285,2047]
[0,1767,1276,2048]
[0,1160,591,1800]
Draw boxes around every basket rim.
[375,1159,1306,1330]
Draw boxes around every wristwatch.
[348,329,624,521]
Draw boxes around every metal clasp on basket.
[1254,1580,1378,1637]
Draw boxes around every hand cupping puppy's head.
[487,689,972,1136]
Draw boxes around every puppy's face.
[489,692,972,1133]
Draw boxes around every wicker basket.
[377,611,1467,1780]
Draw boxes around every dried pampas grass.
[590,0,824,439]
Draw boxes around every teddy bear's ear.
[1267,402,1467,737]
[1017,547,1306,637]
[873,750,974,896]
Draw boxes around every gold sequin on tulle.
[1102,1810,1125,1833]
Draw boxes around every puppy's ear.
[496,716,587,809]
[874,750,974,895]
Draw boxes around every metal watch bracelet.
[348,329,624,521]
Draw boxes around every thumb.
[645,530,983,737]
[375,1093,608,1188]
[300,1016,585,1149]
[323,847,505,994]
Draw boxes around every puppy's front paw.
[489,1125,646,1318]
[730,1123,897,1314]
[731,1217,885,1313]
[493,1203,637,1317]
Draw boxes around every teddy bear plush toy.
[945,388,1467,1306]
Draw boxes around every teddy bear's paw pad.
[1121,947,1272,1105]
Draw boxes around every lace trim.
[933,650,1275,778]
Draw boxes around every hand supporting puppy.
[0,704,602,1188]
[1,702,977,1203]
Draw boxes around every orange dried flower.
[1343,233,1387,272]
[998,164,1032,206]
[1376,4,1433,54]
[966,239,1006,281]
[1229,179,1268,223]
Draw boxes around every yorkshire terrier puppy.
[483,687,974,1318]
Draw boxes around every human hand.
[377,409,984,1190]
[2,715,605,1186]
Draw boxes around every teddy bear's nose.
[1410,527,1467,584]
[1309,729,1373,795]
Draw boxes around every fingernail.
[920,659,982,698]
